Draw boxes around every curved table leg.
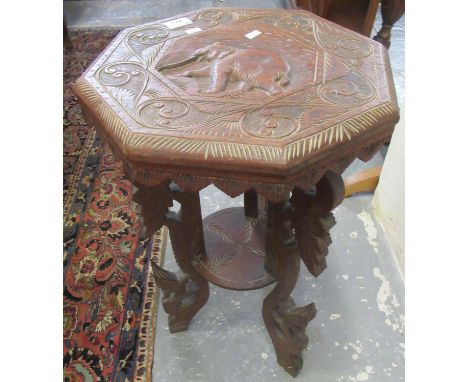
[263,171,344,376]
[263,200,317,377]
[133,182,209,333]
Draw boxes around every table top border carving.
[73,7,399,183]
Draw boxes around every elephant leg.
[236,81,253,92]
[206,67,229,93]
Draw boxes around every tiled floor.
[64,2,405,380]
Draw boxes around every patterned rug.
[63,29,166,382]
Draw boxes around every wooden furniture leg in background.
[374,0,405,49]
[290,0,379,37]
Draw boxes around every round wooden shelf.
[194,207,276,291]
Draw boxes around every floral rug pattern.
[63,29,166,382]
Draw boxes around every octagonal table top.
[74,8,399,200]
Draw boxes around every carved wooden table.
[73,8,399,377]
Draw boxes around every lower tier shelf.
[194,207,276,291]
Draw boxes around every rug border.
[63,129,97,219]
[134,227,168,382]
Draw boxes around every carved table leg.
[133,182,209,333]
[263,171,344,376]
[262,200,317,377]
[244,188,258,218]
[291,171,345,277]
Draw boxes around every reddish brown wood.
[73,7,399,377]
[244,188,258,218]
[134,182,209,333]
[195,207,275,290]
[263,200,313,376]
[132,180,173,238]
[292,0,404,48]
[293,0,379,36]
[291,171,345,276]
[73,8,399,202]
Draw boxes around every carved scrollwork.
[266,13,315,36]
[126,27,169,51]
[124,27,170,67]
[241,105,300,139]
[132,29,169,45]
[316,22,373,59]
[138,98,190,128]
[196,9,238,26]
[98,62,147,87]
[97,62,149,110]
[318,73,375,105]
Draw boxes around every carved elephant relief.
[160,42,291,96]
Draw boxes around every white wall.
[373,106,405,278]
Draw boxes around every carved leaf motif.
[141,44,162,68]
[107,87,135,112]
[206,245,237,272]
[243,217,258,242]
[303,106,349,129]
[190,100,248,116]
[243,244,266,258]
[298,214,335,277]
[144,88,161,99]
[205,223,235,243]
